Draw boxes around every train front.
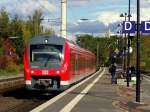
[24,36,68,91]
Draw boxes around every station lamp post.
[125,0,132,87]
[136,0,141,103]
[127,0,132,87]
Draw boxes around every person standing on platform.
[109,64,117,84]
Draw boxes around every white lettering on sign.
[123,21,150,33]
[125,22,132,31]
[145,21,150,31]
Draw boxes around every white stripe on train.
[26,80,31,85]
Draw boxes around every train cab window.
[30,44,63,69]
[32,52,61,62]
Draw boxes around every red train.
[24,36,96,91]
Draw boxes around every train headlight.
[31,70,34,74]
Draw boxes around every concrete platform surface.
[31,68,150,112]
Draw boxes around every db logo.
[42,70,49,75]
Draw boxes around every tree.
[0,8,9,38]
[9,15,24,63]
[27,9,43,36]
[75,34,120,66]
[0,7,56,65]
[22,23,32,45]
[9,15,22,36]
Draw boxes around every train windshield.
[30,44,63,69]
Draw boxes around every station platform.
[31,68,150,112]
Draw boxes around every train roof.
[28,35,66,45]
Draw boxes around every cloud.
[142,0,150,8]
[68,6,150,37]
[96,11,121,26]
[68,20,108,34]
[95,7,150,26]
[141,8,150,20]
[0,0,57,18]
[38,0,56,13]
[69,0,93,6]
[129,8,150,21]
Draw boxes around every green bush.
[6,63,20,74]
[0,69,7,76]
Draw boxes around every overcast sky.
[0,0,150,39]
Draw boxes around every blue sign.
[112,52,127,57]
[122,21,150,33]
[122,21,136,33]
[141,21,150,33]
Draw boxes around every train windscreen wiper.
[44,55,51,67]
[44,52,61,67]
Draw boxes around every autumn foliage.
[0,38,18,69]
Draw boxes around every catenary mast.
[61,0,67,38]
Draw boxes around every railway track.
[0,87,61,112]
[0,76,24,93]
[0,75,61,112]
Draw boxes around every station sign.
[122,21,150,33]
[141,21,150,33]
[122,21,136,33]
